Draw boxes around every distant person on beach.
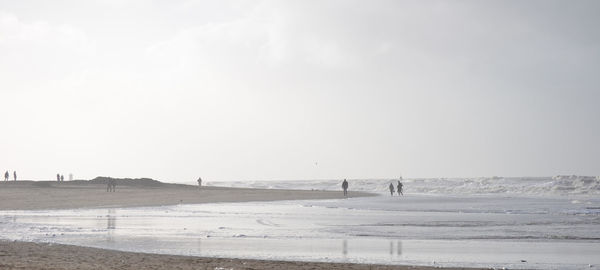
[342,179,348,196]
[57,174,60,182]
[389,182,395,196]
[107,179,116,192]
[13,171,17,181]
[60,175,64,182]
[197,177,202,189]
[4,171,8,181]
[397,180,403,196]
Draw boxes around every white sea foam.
[206,175,600,196]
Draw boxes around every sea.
[1,175,599,269]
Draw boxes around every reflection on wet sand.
[106,209,116,242]
[388,240,402,257]
[397,240,402,256]
[107,209,116,230]
[341,239,402,259]
[2,198,599,269]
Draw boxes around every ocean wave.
[206,175,600,196]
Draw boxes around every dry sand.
[0,180,372,210]
[0,180,482,270]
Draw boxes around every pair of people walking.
[4,171,16,181]
[107,178,117,192]
[389,179,403,196]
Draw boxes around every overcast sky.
[1,0,599,182]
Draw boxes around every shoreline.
[0,180,483,269]
[0,240,484,270]
[0,180,374,211]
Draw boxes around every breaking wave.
[207,175,600,196]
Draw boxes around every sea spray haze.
[206,176,600,195]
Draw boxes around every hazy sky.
[1,0,599,182]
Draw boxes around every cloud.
[1,1,599,180]
[145,1,393,73]
[0,11,92,51]
[0,11,94,91]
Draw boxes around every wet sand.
[0,180,372,210]
[0,240,481,270]
[0,180,481,269]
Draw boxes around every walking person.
[106,179,116,192]
[4,171,8,181]
[60,175,64,182]
[13,171,17,181]
[197,177,202,189]
[57,174,60,182]
[397,180,403,196]
[389,182,395,196]
[342,179,349,197]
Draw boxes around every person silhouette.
[57,174,60,182]
[197,177,202,189]
[13,171,17,181]
[389,182,395,196]
[397,180,403,196]
[4,171,8,181]
[342,179,349,196]
[60,175,64,182]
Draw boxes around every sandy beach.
[0,179,372,210]
[0,240,480,270]
[0,180,484,270]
